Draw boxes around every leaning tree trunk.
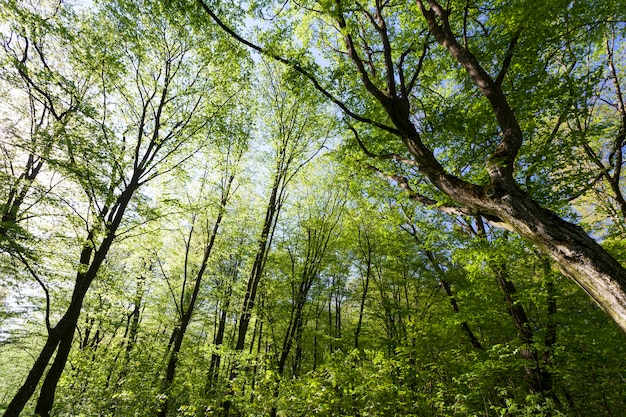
[3,184,137,417]
[197,0,626,335]
[491,187,626,331]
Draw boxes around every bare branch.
[156,252,182,319]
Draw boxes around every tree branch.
[495,32,520,87]
[417,0,523,184]
[16,252,51,332]
[348,125,418,166]
[364,162,472,217]
[333,0,392,107]
[196,0,398,134]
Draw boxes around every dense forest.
[1,0,626,416]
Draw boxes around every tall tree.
[276,177,345,376]
[195,0,626,332]
[221,61,331,415]
[157,139,246,417]
[2,0,234,414]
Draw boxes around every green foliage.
[2,1,626,417]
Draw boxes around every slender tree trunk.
[355,227,372,350]
[207,299,230,389]
[313,301,320,371]
[233,185,280,352]
[3,184,137,417]
[542,258,558,397]
[271,291,308,417]
[221,169,284,416]
[248,294,265,407]
[125,273,146,357]
[355,266,370,350]
[441,277,484,350]
[277,293,308,376]
[206,257,239,392]
[474,216,551,394]
[490,260,552,394]
[293,321,304,377]
[207,300,229,389]
[1,146,47,238]
[374,268,397,346]
[80,316,95,350]
[334,285,342,341]
[158,176,233,417]
[425,250,483,350]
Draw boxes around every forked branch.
[417,0,522,184]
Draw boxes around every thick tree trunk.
[198,0,626,335]
[492,187,626,332]
[34,314,79,417]
[3,330,61,417]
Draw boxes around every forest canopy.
[1,0,626,416]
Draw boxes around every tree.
[2,0,235,414]
[194,0,626,333]
[156,137,247,417]
[0,0,89,266]
[219,61,330,415]
[276,175,344,375]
